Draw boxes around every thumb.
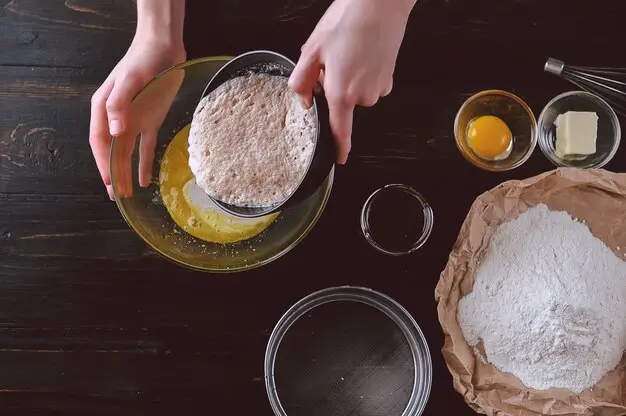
[289,51,322,109]
[105,73,144,136]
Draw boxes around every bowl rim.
[264,286,433,416]
[536,90,622,169]
[110,56,335,273]
[453,89,538,172]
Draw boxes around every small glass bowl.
[360,184,434,256]
[454,90,537,171]
[537,90,621,169]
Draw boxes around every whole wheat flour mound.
[435,168,626,416]
[188,74,316,207]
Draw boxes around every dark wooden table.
[0,0,624,414]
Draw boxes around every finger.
[111,133,136,199]
[139,129,158,187]
[358,94,379,108]
[327,99,354,165]
[289,50,322,110]
[381,77,394,98]
[106,184,115,201]
[318,69,326,91]
[105,72,144,137]
[89,78,115,187]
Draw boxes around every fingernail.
[106,185,115,201]
[139,176,152,188]
[299,96,312,110]
[337,141,351,165]
[109,119,122,136]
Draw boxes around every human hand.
[89,32,186,200]
[289,0,415,164]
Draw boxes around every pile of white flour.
[188,73,317,207]
[458,204,626,393]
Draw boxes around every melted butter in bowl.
[159,124,278,244]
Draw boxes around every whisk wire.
[566,70,626,89]
[568,78,626,116]
[566,71,626,99]
[569,65,626,75]
[546,58,626,117]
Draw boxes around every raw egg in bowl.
[454,90,537,171]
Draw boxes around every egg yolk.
[467,115,513,160]
[159,124,278,244]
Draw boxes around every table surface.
[1,0,624,414]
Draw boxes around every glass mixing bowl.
[265,286,432,416]
[110,57,334,272]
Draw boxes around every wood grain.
[0,0,135,67]
[1,0,625,414]
[0,66,105,194]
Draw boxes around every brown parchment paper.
[435,167,626,416]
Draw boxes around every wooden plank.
[0,0,135,67]
[0,0,324,67]
[4,0,624,69]
[0,66,105,195]
[186,0,626,65]
[0,193,144,262]
[0,334,269,412]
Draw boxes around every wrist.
[136,0,185,44]
[133,30,187,64]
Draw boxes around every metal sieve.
[198,50,335,218]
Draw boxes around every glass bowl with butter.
[454,90,537,171]
[537,90,621,169]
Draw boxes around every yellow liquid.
[467,115,513,160]
[159,124,279,244]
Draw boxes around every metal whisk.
[544,57,626,117]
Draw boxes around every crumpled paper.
[435,168,626,416]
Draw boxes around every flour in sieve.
[458,204,626,393]
[188,74,316,207]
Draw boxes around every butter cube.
[554,111,599,158]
